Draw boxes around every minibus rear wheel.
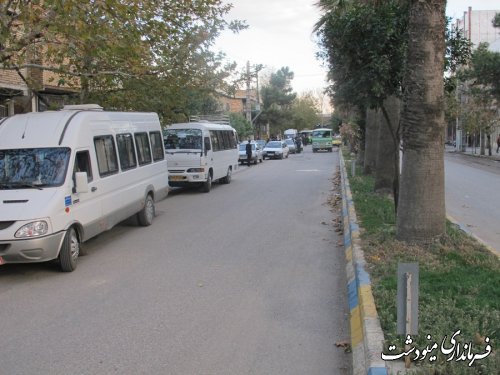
[221,167,232,184]
[138,194,155,226]
[59,227,79,272]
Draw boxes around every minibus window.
[204,137,211,152]
[0,148,70,188]
[210,131,220,151]
[94,135,119,177]
[149,131,165,162]
[74,151,93,182]
[221,131,231,150]
[117,133,137,170]
[135,132,152,165]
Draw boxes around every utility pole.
[245,61,252,123]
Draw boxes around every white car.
[263,141,289,159]
[285,138,297,154]
[238,142,263,164]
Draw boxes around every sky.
[214,0,499,96]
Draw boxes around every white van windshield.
[0,148,71,189]
[164,129,202,150]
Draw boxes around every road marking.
[296,169,321,172]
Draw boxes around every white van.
[0,105,169,272]
[164,122,239,192]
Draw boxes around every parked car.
[263,141,289,159]
[285,138,297,154]
[238,142,263,164]
[255,139,267,150]
[332,135,342,146]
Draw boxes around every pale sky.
[214,0,499,95]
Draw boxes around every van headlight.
[187,168,205,173]
[15,221,49,238]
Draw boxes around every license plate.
[170,176,185,181]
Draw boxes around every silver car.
[263,141,289,159]
[238,142,263,164]
[285,138,297,154]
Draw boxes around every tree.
[229,113,253,139]
[374,96,400,195]
[258,67,297,136]
[396,0,447,243]
[315,0,408,207]
[0,0,246,118]
[290,93,321,130]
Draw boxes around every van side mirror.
[75,172,89,193]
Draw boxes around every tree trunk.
[363,108,379,175]
[480,129,485,155]
[396,0,446,243]
[375,96,400,196]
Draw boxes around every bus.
[311,128,333,153]
[164,122,239,192]
[0,105,169,271]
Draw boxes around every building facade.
[452,7,500,152]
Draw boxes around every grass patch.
[342,150,500,374]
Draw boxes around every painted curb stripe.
[340,151,389,375]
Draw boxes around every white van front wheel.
[59,227,79,272]
[138,194,155,226]
[201,173,212,193]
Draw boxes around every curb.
[446,214,500,258]
[339,151,388,375]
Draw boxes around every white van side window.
[94,135,119,176]
[116,133,137,171]
[149,131,164,162]
[210,130,220,151]
[73,150,93,182]
[135,132,152,165]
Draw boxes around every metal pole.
[405,272,412,369]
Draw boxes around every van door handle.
[91,187,97,192]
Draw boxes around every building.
[0,64,79,117]
[452,7,500,151]
[217,89,259,118]
[455,7,499,51]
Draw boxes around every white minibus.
[164,122,239,192]
[0,104,169,272]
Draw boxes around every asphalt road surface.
[445,151,500,255]
[0,146,351,375]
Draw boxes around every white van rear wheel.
[59,227,79,272]
[221,167,232,184]
[138,194,155,226]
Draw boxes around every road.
[0,147,351,375]
[445,151,500,255]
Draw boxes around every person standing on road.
[245,139,253,166]
[496,134,500,153]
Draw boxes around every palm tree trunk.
[363,108,379,174]
[375,96,400,196]
[396,0,446,243]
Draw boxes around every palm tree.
[396,0,447,242]
[363,108,379,174]
[375,96,400,195]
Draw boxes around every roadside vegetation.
[342,149,499,374]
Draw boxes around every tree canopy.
[315,0,409,110]
[0,0,246,122]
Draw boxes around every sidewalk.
[446,145,500,162]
